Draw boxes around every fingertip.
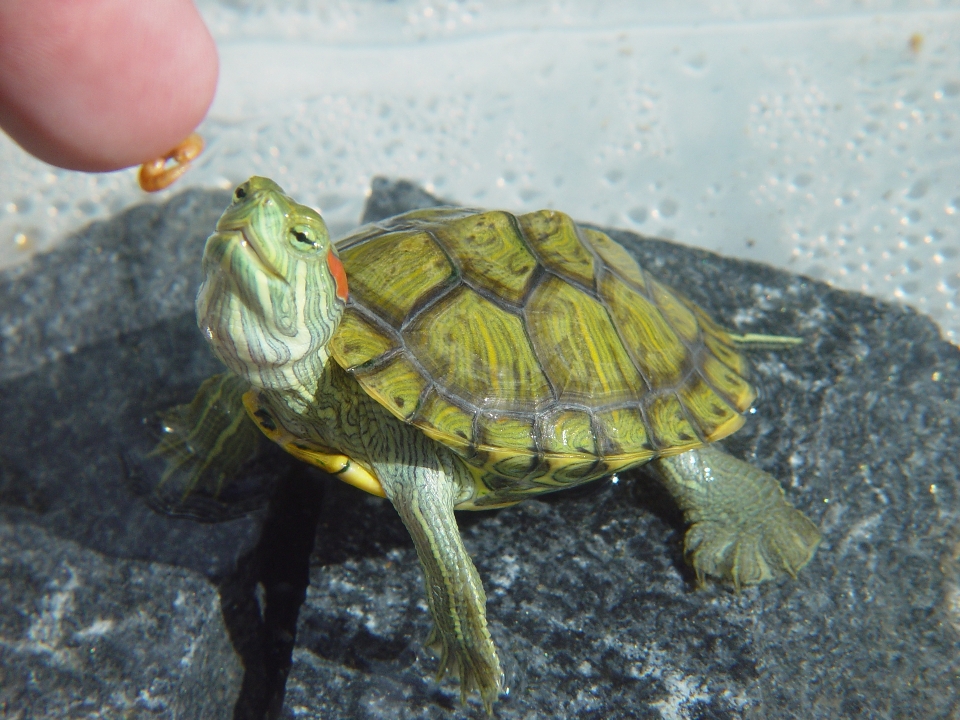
[0,0,220,172]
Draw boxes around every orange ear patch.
[327,249,349,302]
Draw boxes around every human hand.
[0,0,218,173]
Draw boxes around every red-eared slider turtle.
[163,177,820,713]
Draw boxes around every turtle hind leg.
[650,445,821,590]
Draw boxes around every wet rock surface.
[0,190,264,719]
[0,519,241,719]
[1,179,958,719]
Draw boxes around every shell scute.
[378,206,480,231]
[649,278,700,344]
[329,307,398,370]
[493,453,542,480]
[476,412,537,453]
[704,329,747,376]
[677,375,743,442]
[517,210,595,289]
[431,211,538,305]
[341,229,456,327]
[414,389,476,451]
[597,271,689,388]
[646,394,702,452]
[701,352,756,413]
[526,274,645,405]
[539,408,597,456]
[353,353,427,421]
[594,406,656,458]
[549,459,604,485]
[580,227,647,291]
[405,286,550,412]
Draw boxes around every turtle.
[156,176,821,713]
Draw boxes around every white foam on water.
[2,1,958,342]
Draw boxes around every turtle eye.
[233,184,248,202]
[289,224,321,251]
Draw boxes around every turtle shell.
[328,207,755,493]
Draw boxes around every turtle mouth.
[233,228,285,282]
[215,193,287,283]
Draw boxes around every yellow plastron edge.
[240,391,386,498]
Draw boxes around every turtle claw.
[684,502,821,590]
[427,624,504,714]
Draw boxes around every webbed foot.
[145,373,264,517]
[427,622,504,714]
[684,498,821,590]
[651,444,821,590]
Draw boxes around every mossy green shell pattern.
[329,207,756,490]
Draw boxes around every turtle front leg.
[148,372,261,505]
[370,440,503,712]
[650,445,821,590]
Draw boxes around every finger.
[0,0,218,172]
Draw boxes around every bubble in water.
[901,209,921,225]
[604,169,624,184]
[627,206,648,224]
[906,179,929,199]
[685,53,707,72]
[77,199,99,216]
[658,198,678,218]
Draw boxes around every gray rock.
[0,189,267,578]
[0,518,241,719]
[1,178,958,720]
[0,189,231,383]
[0,190,263,719]
[359,177,454,225]
[283,179,960,719]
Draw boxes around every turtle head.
[197,177,348,395]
